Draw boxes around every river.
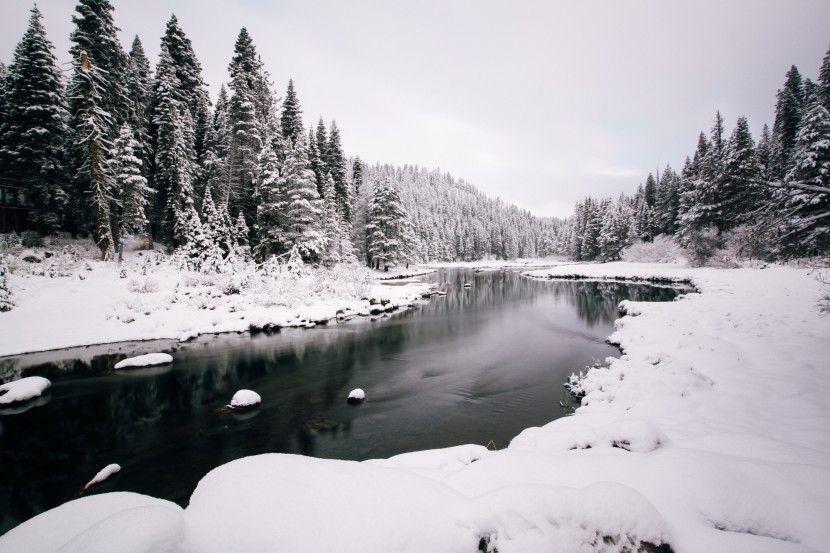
[0,268,684,533]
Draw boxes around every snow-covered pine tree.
[253,140,287,260]
[320,174,341,265]
[781,97,830,254]
[307,127,326,197]
[326,121,351,222]
[315,118,328,166]
[685,112,727,233]
[282,133,324,262]
[232,210,251,258]
[202,84,232,206]
[280,79,304,145]
[655,165,680,235]
[227,28,274,235]
[66,0,129,238]
[112,123,152,241]
[126,36,152,175]
[153,45,199,248]
[772,66,805,179]
[598,197,631,261]
[819,44,830,111]
[352,156,364,197]
[720,116,764,231]
[756,123,775,181]
[69,51,115,259]
[366,175,415,270]
[0,7,68,236]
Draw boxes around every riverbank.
[2,262,829,552]
[0,247,432,357]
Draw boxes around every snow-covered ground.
[0,248,432,357]
[427,256,569,270]
[2,261,830,552]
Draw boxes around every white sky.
[2,0,830,218]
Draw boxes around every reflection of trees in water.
[541,280,682,327]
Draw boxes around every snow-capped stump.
[347,388,365,404]
[114,353,174,370]
[83,463,121,491]
[229,389,261,410]
[0,376,51,405]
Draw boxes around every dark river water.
[0,269,683,534]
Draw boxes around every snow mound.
[367,444,492,478]
[114,353,173,369]
[229,389,261,409]
[0,492,183,553]
[184,454,471,553]
[567,420,667,453]
[0,376,50,405]
[474,482,671,553]
[84,463,121,490]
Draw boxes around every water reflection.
[0,270,685,534]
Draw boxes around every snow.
[0,376,50,405]
[5,261,830,552]
[347,388,365,401]
[0,492,183,553]
[229,389,261,409]
[83,463,122,490]
[0,252,432,356]
[113,353,173,369]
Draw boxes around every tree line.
[550,47,830,264]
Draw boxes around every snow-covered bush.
[819,272,830,315]
[682,226,722,267]
[721,224,775,263]
[128,277,160,294]
[620,235,683,264]
[0,260,14,312]
[20,231,43,248]
[0,233,21,250]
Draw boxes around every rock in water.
[347,388,365,404]
[114,353,173,370]
[0,376,51,405]
[230,390,262,409]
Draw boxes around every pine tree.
[69,51,115,259]
[315,118,328,165]
[366,175,414,270]
[67,0,129,236]
[126,36,152,173]
[685,113,727,233]
[112,123,152,238]
[772,66,805,179]
[756,123,775,181]
[352,155,364,197]
[280,79,304,145]
[227,28,271,233]
[655,165,680,235]
[253,141,287,260]
[819,44,830,111]
[203,84,232,205]
[282,133,324,261]
[720,116,763,231]
[0,261,13,312]
[153,45,199,248]
[307,126,326,197]
[327,120,351,222]
[0,7,68,235]
[321,174,341,265]
[782,98,830,253]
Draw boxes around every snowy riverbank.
[0,248,433,357]
[2,262,830,552]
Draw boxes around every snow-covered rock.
[114,353,173,370]
[84,463,121,490]
[347,388,365,404]
[0,492,183,553]
[229,389,261,409]
[0,376,50,405]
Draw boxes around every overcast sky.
[2,1,830,218]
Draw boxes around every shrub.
[621,235,684,264]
